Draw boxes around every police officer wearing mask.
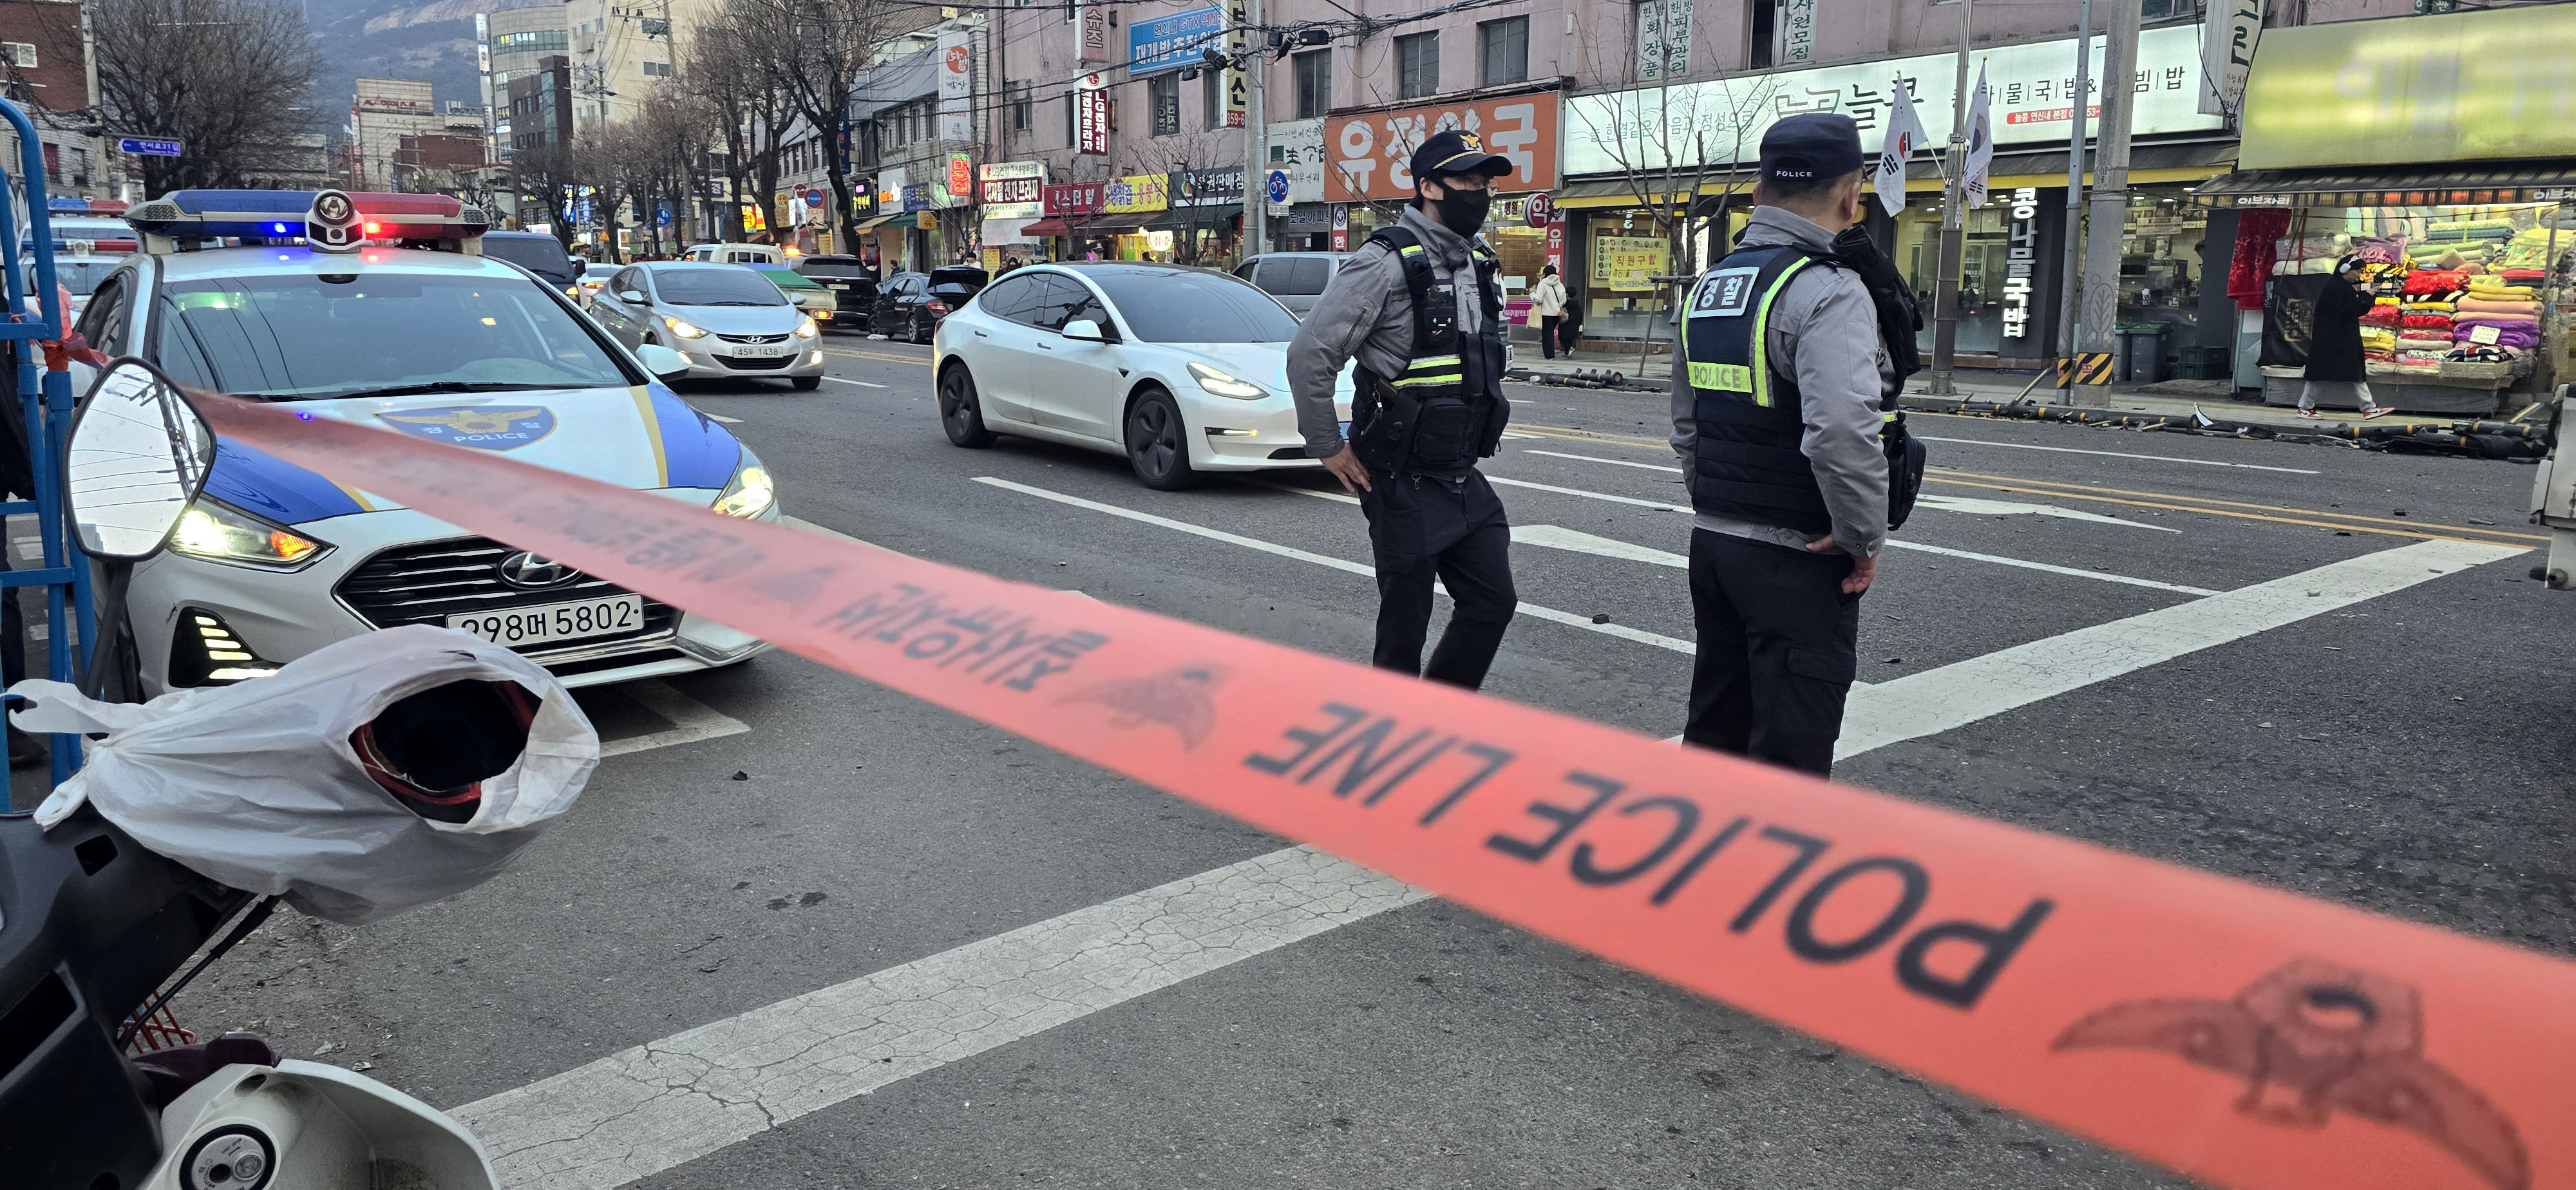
[1674,112,1924,776]
[1287,129,1518,690]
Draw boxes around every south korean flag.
[1873,79,1931,218]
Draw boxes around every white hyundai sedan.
[929,263,1353,489]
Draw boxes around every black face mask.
[1431,186,1493,236]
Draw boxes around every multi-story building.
[848,20,972,272]
[0,0,118,202]
[480,5,571,164]
[560,0,721,135]
[350,78,437,191]
[509,56,577,156]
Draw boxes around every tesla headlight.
[663,316,710,339]
[171,498,329,569]
[1188,362,1267,399]
[713,459,776,519]
[794,316,819,339]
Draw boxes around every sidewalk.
[1507,347,2492,434]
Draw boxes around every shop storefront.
[978,161,1047,268]
[1161,167,1244,267]
[2196,5,2576,413]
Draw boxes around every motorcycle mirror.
[66,358,215,561]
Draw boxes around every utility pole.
[2055,0,2094,399]
[2075,0,2140,402]
[1241,0,1267,256]
[1927,0,1973,396]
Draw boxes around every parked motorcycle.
[1,360,600,1189]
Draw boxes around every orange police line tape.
[197,393,2571,1190]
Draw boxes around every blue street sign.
[803,191,824,207]
[118,137,182,158]
[656,202,674,227]
[1265,169,1289,203]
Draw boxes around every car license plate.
[448,595,644,647]
[732,343,793,358]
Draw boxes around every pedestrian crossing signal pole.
[1927,0,1972,397]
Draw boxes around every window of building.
[3,42,35,70]
[1294,50,1330,119]
[1065,90,1077,145]
[1397,33,1438,99]
[642,61,671,77]
[1013,85,1033,131]
[1748,0,1777,68]
[1478,18,1526,87]
[1150,73,1179,136]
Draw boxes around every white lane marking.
[455,846,1426,1190]
[597,679,750,758]
[1913,435,2322,475]
[474,536,2523,1186]
[1910,494,2179,532]
[1484,474,2213,596]
[1524,450,2178,531]
[974,476,1696,656]
[1511,523,1689,569]
[1835,538,2524,758]
[703,413,743,424]
[1499,431,1542,440]
[822,376,890,388]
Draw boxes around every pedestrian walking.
[1529,265,1569,359]
[1287,129,1519,690]
[1674,113,1923,776]
[2300,254,2397,420]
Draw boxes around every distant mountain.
[301,0,552,129]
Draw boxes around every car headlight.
[170,498,330,569]
[795,316,819,339]
[663,316,709,339]
[713,459,776,519]
[1188,362,1267,400]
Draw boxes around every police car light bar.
[124,189,489,254]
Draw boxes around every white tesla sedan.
[929,263,1354,489]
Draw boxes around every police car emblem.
[376,406,556,449]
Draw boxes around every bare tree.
[685,14,794,242]
[1122,129,1235,266]
[87,0,323,194]
[728,0,901,253]
[512,139,584,251]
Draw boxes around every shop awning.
[1903,138,2240,192]
[1143,208,1240,232]
[852,213,899,232]
[1019,215,1146,238]
[2188,158,2576,209]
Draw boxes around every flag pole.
[1927,0,1972,397]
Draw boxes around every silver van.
[1233,252,1351,319]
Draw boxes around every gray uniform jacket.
[1672,206,1894,559]
[1287,204,1486,460]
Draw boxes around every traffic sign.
[804,190,825,207]
[1526,193,1555,227]
[118,137,182,158]
[1265,169,1289,204]
[655,202,674,227]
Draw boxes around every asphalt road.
[164,330,2575,1190]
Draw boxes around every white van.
[681,242,788,266]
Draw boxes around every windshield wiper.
[690,300,778,307]
[314,381,571,401]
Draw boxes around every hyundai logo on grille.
[498,552,580,587]
[721,333,789,344]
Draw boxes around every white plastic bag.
[17,625,598,923]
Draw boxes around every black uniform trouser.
[1358,468,1516,690]
[1683,529,1861,777]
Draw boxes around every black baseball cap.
[1411,129,1513,182]
[1759,113,1864,184]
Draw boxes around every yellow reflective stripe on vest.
[1687,361,1754,392]
[1747,257,1817,409]
[1388,372,1466,386]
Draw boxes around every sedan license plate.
[448,595,644,647]
[732,343,793,359]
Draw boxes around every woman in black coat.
[2300,254,2396,419]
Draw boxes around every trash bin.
[2119,325,2169,383]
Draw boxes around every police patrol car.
[70,189,781,694]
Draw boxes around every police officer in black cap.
[1674,111,1924,775]
[1287,129,1518,689]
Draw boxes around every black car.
[871,265,987,343]
[480,229,582,294]
[792,254,878,327]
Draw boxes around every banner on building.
[946,152,974,199]
[2199,0,2264,118]
[1079,0,1110,63]
[1224,0,1249,129]
[1076,74,1112,156]
[1127,5,1224,77]
[1045,181,1106,217]
[1779,0,1815,62]
[2000,187,2040,340]
[938,30,974,143]
[980,161,1046,219]
[1267,118,1326,207]
[1636,0,1693,81]
[1325,91,1562,202]
[1173,166,1244,207]
[1103,173,1170,215]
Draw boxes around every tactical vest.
[1680,243,1921,536]
[1347,225,1511,475]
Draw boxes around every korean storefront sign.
[1267,118,1326,207]
[1563,26,2223,176]
[1636,0,1692,82]
[1078,0,1109,62]
[1780,0,1815,62]
[1224,0,1249,128]
[1325,91,1562,202]
[1045,181,1105,218]
[2000,187,2040,341]
[2197,0,2262,118]
[1127,5,1223,77]
[1173,166,1244,207]
[1103,173,1170,215]
[876,167,906,210]
[980,162,1046,219]
[1076,74,1111,156]
[2238,5,2576,169]
[937,30,974,144]
[945,153,974,199]
[1595,236,1666,292]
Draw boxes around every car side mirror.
[616,289,648,304]
[1062,318,1108,343]
[638,343,690,384]
[66,359,214,561]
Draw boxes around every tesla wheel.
[790,375,822,390]
[939,363,996,448]
[1124,388,1198,491]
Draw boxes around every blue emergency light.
[123,189,489,252]
[44,197,88,213]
